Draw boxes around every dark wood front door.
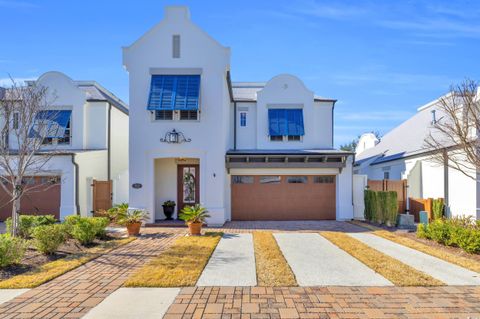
[177,164,200,212]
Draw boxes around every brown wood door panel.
[92,180,112,214]
[232,175,336,220]
[0,176,61,221]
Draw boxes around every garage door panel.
[232,175,336,220]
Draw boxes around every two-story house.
[123,6,354,225]
[0,71,129,221]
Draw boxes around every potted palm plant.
[117,209,149,236]
[162,200,176,220]
[179,204,210,236]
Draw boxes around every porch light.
[160,129,191,144]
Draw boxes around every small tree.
[0,77,60,237]
[424,79,480,180]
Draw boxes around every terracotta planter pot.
[187,222,202,236]
[126,222,142,236]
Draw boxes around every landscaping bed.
[0,214,135,288]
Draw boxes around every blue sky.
[0,0,479,146]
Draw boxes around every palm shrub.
[32,224,67,254]
[0,234,28,268]
[432,198,444,220]
[6,215,57,238]
[105,203,129,222]
[116,210,148,226]
[179,204,210,224]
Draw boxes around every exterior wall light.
[160,129,191,144]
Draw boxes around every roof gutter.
[71,154,80,215]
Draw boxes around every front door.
[177,164,200,213]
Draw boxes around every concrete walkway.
[83,288,180,319]
[275,233,392,286]
[0,289,29,305]
[350,232,480,285]
[197,233,256,286]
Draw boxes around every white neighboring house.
[0,71,129,221]
[355,97,479,219]
[123,6,354,226]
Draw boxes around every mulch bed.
[395,231,480,263]
[0,234,123,281]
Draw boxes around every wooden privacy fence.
[367,179,407,214]
[409,198,433,222]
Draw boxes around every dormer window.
[148,74,200,121]
[29,110,72,145]
[268,108,304,142]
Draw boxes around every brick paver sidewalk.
[0,231,182,319]
[165,286,480,319]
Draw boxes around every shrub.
[0,234,28,268]
[104,203,129,222]
[432,198,444,220]
[65,216,109,245]
[416,216,480,254]
[364,190,377,222]
[32,224,67,254]
[6,215,57,238]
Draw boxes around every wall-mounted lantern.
[160,129,191,144]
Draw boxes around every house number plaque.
[132,183,142,189]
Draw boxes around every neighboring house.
[0,71,129,221]
[123,6,354,225]
[355,96,479,219]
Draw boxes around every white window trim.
[269,135,303,142]
[151,110,200,122]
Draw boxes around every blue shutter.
[147,75,200,110]
[268,109,287,136]
[286,109,304,136]
[29,110,72,138]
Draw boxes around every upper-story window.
[240,112,247,127]
[172,35,180,58]
[147,75,200,121]
[268,108,304,142]
[29,110,72,145]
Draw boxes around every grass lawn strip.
[321,232,444,286]
[124,232,222,287]
[0,237,135,289]
[373,230,480,273]
[253,232,297,286]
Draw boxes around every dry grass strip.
[348,220,382,231]
[124,232,222,287]
[0,237,135,289]
[373,230,480,273]
[321,232,444,286]
[253,231,297,286]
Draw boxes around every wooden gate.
[367,179,407,214]
[92,180,112,214]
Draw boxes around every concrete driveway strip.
[274,233,392,286]
[0,289,29,305]
[197,233,256,286]
[83,288,180,319]
[349,232,480,285]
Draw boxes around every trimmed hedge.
[417,216,480,254]
[32,224,67,255]
[0,234,28,268]
[64,216,109,245]
[364,190,398,226]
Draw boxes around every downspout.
[443,149,449,216]
[71,154,80,216]
[233,101,237,150]
[107,103,112,181]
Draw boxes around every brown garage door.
[0,176,61,221]
[231,175,336,220]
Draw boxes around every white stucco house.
[0,71,129,221]
[355,96,479,219]
[123,6,354,225]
